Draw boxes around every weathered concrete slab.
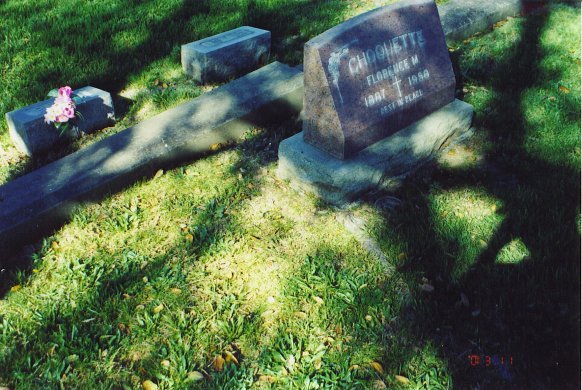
[277,99,473,205]
[5,86,114,156]
[303,0,455,159]
[0,62,302,261]
[439,0,522,43]
[182,26,271,83]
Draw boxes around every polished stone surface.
[302,0,455,159]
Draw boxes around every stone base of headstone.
[277,99,474,205]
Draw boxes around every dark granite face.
[303,0,455,159]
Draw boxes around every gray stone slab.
[439,0,522,43]
[303,0,455,159]
[5,86,115,156]
[277,99,473,205]
[182,26,271,83]
[0,62,302,261]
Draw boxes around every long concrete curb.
[0,62,302,261]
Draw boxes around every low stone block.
[439,0,521,43]
[182,26,271,83]
[5,86,115,156]
[277,99,474,205]
[0,62,303,261]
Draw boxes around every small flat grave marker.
[182,26,271,84]
[5,86,115,156]
[303,0,455,159]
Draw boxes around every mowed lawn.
[0,1,580,389]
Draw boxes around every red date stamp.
[467,354,514,380]
[468,354,514,367]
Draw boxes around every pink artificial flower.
[63,106,75,119]
[56,114,69,123]
[58,86,72,99]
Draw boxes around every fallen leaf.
[10,285,21,292]
[161,359,170,367]
[559,85,570,93]
[314,358,322,370]
[365,315,373,321]
[372,380,387,389]
[170,288,182,295]
[294,311,308,319]
[395,375,410,384]
[153,304,164,313]
[210,143,220,151]
[371,361,384,375]
[154,79,159,86]
[349,364,360,371]
[258,375,276,383]
[154,169,164,179]
[162,82,168,88]
[212,355,225,371]
[224,351,239,365]
[491,204,497,212]
[421,283,435,292]
[187,371,204,381]
[313,296,324,304]
[185,234,194,242]
[142,380,158,390]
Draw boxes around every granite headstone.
[303,0,455,159]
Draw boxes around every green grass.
[0,1,580,389]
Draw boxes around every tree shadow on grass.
[0,121,290,387]
[363,5,580,388]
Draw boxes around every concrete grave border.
[0,62,302,261]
